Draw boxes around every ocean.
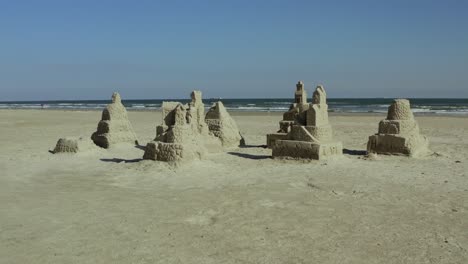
[1,98,468,115]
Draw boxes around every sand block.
[367,99,430,157]
[205,101,243,148]
[367,134,429,157]
[143,141,185,162]
[162,101,183,126]
[91,92,138,148]
[279,120,295,133]
[52,137,94,153]
[266,133,288,148]
[272,140,342,160]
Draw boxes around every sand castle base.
[266,133,288,148]
[143,142,190,162]
[272,140,342,160]
[367,134,429,157]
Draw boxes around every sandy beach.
[0,109,466,263]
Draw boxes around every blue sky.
[0,0,467,100]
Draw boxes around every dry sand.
[0,109,467,263]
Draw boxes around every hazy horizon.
[1,1,467,101]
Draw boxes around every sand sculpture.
[205,101,244,148]
[143,91,242,162]
[367,99,429,156]
[267,81,310,148]
[272,85,343,160]
[52,137,95,153]
[91,92,138,148]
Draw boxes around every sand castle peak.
[205,101,244,148]
[295,81,307,104]
[312,85,326,105]
[111,92,121,103]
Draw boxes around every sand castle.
[205,101,244,148]
[91,92,138,148]
[267,81,310,148]
[52,137,95,153]
[367,99,429,157]
[143,91,242,162]
[272,85,343,160]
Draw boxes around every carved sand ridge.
[272,84,343,160]
[91,92,138,148]
[143,91,241,162]
[266,81,310,148]
[367,99,430,157]
[205,101,244,148]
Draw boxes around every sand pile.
[367,99,430,157]
[205,101,244,148]
[52,137,96,154]
[91,92,138,148]
[272,85,343,160]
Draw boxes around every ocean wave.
[1,99,468,115]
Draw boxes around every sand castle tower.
[267,81,310,148]
[367,99,429,156]
[272,85,342,160]
[91,92,138,148]
[144,91,220,162]
[205,101,244,148]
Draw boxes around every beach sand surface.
[0,109,467,263]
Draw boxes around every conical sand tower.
[91,92,138,148]
[367,99,429,156]
[205,101,243,148]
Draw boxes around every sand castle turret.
[266,81,310,148]
[205,101,244,148]
[272,85,342,160]
[91,92,138,148]
[367,99,429,156]
[144,90,229,162]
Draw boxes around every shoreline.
[1,108,467,118]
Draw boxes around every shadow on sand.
[343,148,367,156]
[227,152,271,160]
[240,144,268,149]
[100,158,143,163]
[134,145,146,151]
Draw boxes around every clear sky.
[0,0,467,100]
